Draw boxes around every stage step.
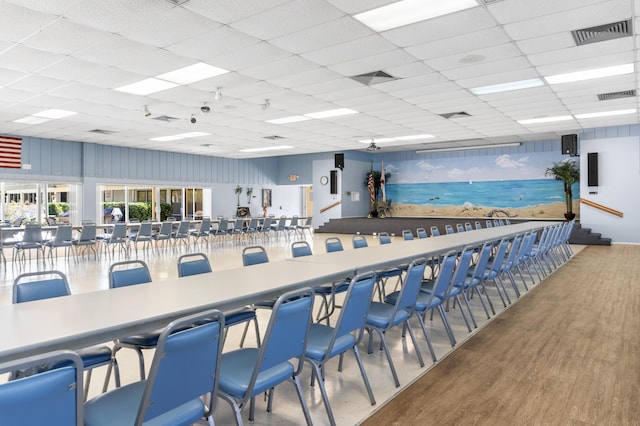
[568,223,612,245]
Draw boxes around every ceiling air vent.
[597,89,636,101]
[263,135,285,140]
[572,19,632,46]
[439,111,471,119]
[88,129,116,135]
[165,0,191,5]
[152,115,179,122]
[350,71,398,86]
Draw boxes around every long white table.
[0,221,558,363]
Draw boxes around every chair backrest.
[392,258,427,314]
[246,218,258,231]
[325,237,344,253]
[108,223,127,241]
[275,216,287,230]
[242,246,269,266]
[0,350,83,426]
[137,222,152,237]
[487,239,510,275]
[177,253,212,277]
[465,222,473,231]
[486,220,493,228]
[109,260,152,288]
[199,217,211,233]
[22,224,43,243]
[493,219,501,227]
[261,217,272,230]
[402,230,414,240]
[253,288,313,378]
[352,235,368,249]
[324,273,376,360]
[475,221,482,230]
[53,225,73,243]
[378,232,391,244]
[450,247,475,291]
[302,216,312,227]
[426,251,458,302]
[138,309,224,424]
[232,219,243,231]
[456,223,465,232]
[13,270,70,303]
[416,228,428,239]
[176,221,190,235]
[12,216,25,227]
[158,222,173,236]
[216,218,228,234]
[291,241,312,258]
[289,216,299,227]
[78,223,96,241]
[445,224,455,234]
[430,226,440,237]
[469,242,494,281]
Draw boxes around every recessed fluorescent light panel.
[517,116,573,124]
[574,109,636,119]
[150,132,210,142]
[358,134,435,143]
[470,78,544,95]
[115,78,179,95]
[33,109,78,119]
[156,63,229,85]
[545,63,634,85]
[354,0,478,32]
[239,145,293,153]
[13,116,51,124]
[266,115,313,125]
[304,108,358,119]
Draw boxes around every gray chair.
[44,224,73,261]
[72,223,97,260]
[13,224,45,263]
[128,222,152,254]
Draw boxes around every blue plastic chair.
[104,260,156,390]
[242,245,269,266]
[85,309,224,426]
[374,232,403,301]
[291,240,313,258]
[178,252,261,347]
[416,227,428,239]
[365,258,427,387]
[352,234,368,249]
[325,237,343,253]
[402,230,414,240]
[430,226,440,237]
[151,221,172,251]
[378,232,392,244]
[12,271,114,401]
[304,273,377,425]
[218,288,315,425]
[0,350,83,426]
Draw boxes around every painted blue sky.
[383,152,569,184]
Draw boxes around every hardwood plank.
[362,245,640,426]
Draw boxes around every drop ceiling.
[0,0,638,158]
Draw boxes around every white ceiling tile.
[426,43,524,72]
[0,45,67,74]
[301,34,395,66]
[166,26,261,62]
[528,38,634,67]
[406,27,510,61]
[241,56,318,81]
[210,42,292,72]
[328,49,418,76]
[440,56,532,81]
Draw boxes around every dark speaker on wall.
[334,153,344,170]
[587,152,599,187]
[330,170,338,194]
[561,134,578,156]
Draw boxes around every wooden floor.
[362,244,640,426]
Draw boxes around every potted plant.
[235,185,243,206]
[545,159,580,220]
[246,187,253,204]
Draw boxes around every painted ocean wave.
[384,179,578,209]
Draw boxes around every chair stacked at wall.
[99,223,129,259]
[170,220,191,250]
[85,309,224,426]
[0,350,83,426]
[151,221,172,252]
[177,253,260,348]
[304,272,377,426]
[13,223,45,264]
[12,271,114,401]
[294,240,349,324]
[189,216,211,249]
[103,260,158,390]
[44,224,73,262]
[218,288,315,425]
[72,223,98,261]
[128,222,152,255]
[366,258,427,387]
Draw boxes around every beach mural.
[382,152,580,219]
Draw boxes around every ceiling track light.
[261,99,271,110]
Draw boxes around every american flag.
[0,136,22,168]
[367,169,375,205]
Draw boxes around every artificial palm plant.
[545,159,580,220]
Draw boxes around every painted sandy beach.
[388,200,580,220]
